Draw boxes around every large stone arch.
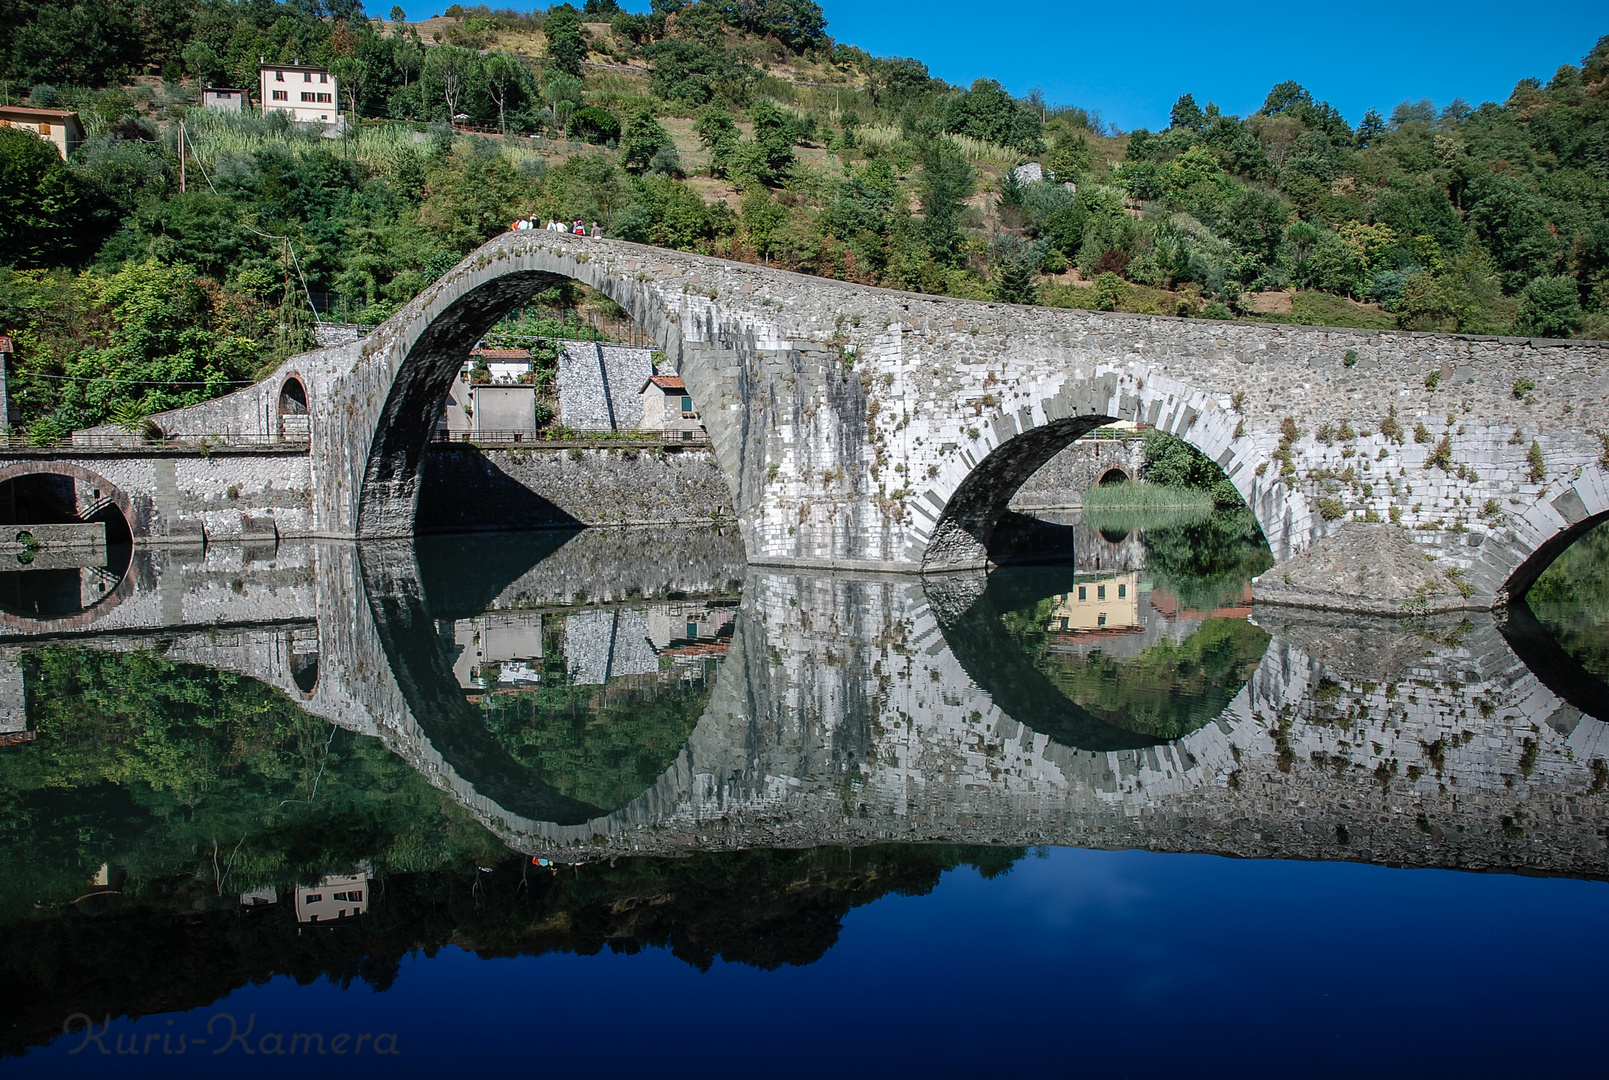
[343,244,741,538]
[912,370,1290,571]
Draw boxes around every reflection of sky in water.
[11,846,1609,1078]
[3,516,1609,1074]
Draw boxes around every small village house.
[638,374,704,441]
[469,346,533,384]
[201,86,248,112]
[259,62,339,125]
[0,106,84,159]
[555,342,653,431]
[469,384,537,440]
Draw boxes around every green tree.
[1515,275,1583,338]
[916,136,972,264]
[8,0,134,85]
[942,78,1044,153]
[481,52,525,135]
[0,127,81,268]
[543,71,585,138]
[425,45,475,127]
[180,41,222,84]
[1467,172,1560,289]
[1169,92,1205,133]
[991,236,1041,305]
[543,3,588,78]
[621,108,674,175]
[741,100,796,185]
[694,105,739,177]
[646,38,752,105]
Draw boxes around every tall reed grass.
[853,124,1020,164]
[177,110,545,181]
[1080,481,1213,513]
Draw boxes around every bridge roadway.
[3,234,1604,612]
[4,534,1606,880]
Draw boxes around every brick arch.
[911,371,1294,571]
[1097,463,1133,484]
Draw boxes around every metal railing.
[1,432,311,452]
[432,428,711,448]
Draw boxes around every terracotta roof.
[644,374,686,391]
[471,348,532,359]
[0,106,82,122]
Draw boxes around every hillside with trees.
[1,0,1606,435]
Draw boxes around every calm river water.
[1,511,1606,1077]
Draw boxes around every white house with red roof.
[638,373,703,440]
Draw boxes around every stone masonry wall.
[556,342,656,431]
[1010,436,1148,511]
[416,444,730,532]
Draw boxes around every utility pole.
[178,118,186,193]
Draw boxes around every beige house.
[1048,572,1141,632]
[259,62,339,125]
[0,106,84,159]
[201,86,248,112]
[639,374,704,441]
[294,872,369,923]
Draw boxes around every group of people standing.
[509,218,601,237]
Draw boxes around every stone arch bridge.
[8,233,1608,610]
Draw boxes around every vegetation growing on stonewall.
[2,0,1607,434]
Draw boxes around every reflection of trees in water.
[0,647,508,915]
[1140,508,1273,614]
[1001,609,1269,741]
[478,637,716,813]
[1528,521,1609,679]
[0,844,1024,1060]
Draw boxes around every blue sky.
[397,0,1604,132]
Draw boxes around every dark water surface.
[1,515,1605,1077]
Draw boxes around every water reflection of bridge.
[3,528,1606,879]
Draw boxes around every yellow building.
[1048,572,1140,632]
[0,106,84,159]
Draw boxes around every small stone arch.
[0,464,141,631]
[279,376,309,414]
[1097,465,1131,485]
[0,462,141,543]
[278,374,310,442]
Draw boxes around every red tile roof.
[645,374,686,391]
[0,106,81,120]
[471,348,532,360]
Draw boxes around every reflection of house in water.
[294,872,369,923]
[648,603,734,666]
[564,608,661,685]
[1042,576,1254,662]
[451,613,545,689]
[1047,572,1141,633]
[445,603,733,693]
